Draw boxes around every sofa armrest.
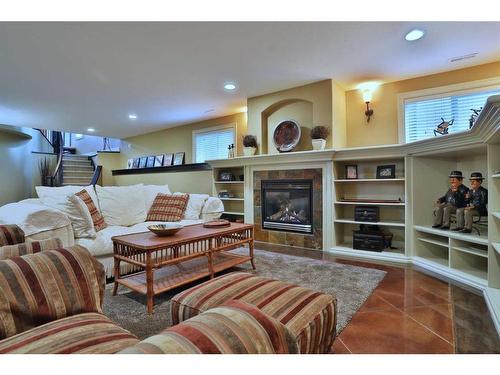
[0,225,25,247]
[0,238,63,260]
[119,300,299,354]
[0,246,105,340]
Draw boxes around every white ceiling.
[1,22,500,138]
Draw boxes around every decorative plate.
[147,223,183,236]
[203,219,231,228]
[273,120,301,152]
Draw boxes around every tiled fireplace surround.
[253,168,323,250]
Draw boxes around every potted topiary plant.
[242,135,257,156]
[310,126,329,150]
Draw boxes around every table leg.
[146,252,154,314]
[249,230,256,270]
[207,251,214,279]
[112,245,120,296]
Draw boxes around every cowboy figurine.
[433,171,468,230]
[454,172,488,233]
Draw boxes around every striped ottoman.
[171,272,337,353]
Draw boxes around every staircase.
[61,154,95,186]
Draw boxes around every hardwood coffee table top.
[112,222,253,250]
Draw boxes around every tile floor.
[258,243,500,353]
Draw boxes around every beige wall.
[346,61,500,147]
[0,126,50,205]
[248,79,347,153]
[96,112,247,193]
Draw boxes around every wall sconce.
[357,82,380,123]
[363,90,374,123]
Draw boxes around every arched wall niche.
[261,98,314,154]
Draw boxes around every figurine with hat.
[454,172,488,233]
[433,170,469,230]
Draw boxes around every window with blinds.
[404,88,500,143]
[193,126,234,163]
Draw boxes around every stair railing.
[46,132,65,187]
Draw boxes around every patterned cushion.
[0,313,139,354]
[146,193,189,222]
[0,225,25,247]
[74,189,107,232]
[120,300,298,354]
[0,238,63,260]
[0,246,105,339]
[171,272,337,354]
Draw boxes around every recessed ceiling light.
[128,114,137,120]
[87,128,95,132]
[405,29,425,41]
[224,82,237,91]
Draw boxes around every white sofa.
[0,184,224,277]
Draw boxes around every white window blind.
[404,89,500,143]
[194,127,234,163]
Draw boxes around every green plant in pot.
[310,126,329,150]
[242,135,257,156]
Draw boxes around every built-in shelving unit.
[331,156,407,258]
[211,165,246,222]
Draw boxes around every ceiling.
[1,22,500,138]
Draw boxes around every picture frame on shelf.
[219,171,235,181]
[154,154,164,167]
[345,165,358,179]
[126,158,134,169]
[376,164,396,179]
[173,152,185,166]
[146,156,155,168]
[139,157,148,168]
[163,153,173,166]
[132,158,140,168]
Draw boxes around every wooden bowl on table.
[147,223,183,236]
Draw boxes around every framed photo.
[173,152,185,166]
[139,157,148,168]
[163,153,173,166]
[345,165,358,179]
[219,171,235,181]
[376,164,396,179]
[132,158,140,168]
[154,154,164,167]
[126,158,134,169]
[146,156,155,168]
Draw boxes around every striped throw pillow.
[0,238,63,260]
[74,189,107,232]
[0,225,25,247]
[146,193,189,222]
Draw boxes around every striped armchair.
[0,244,139,353]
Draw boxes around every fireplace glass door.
[261,179,313,234]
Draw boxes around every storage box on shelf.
[212,166,245,221]
[331,156,407,260]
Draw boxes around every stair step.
[63,165,94,173]
[63,169,94,175]
[62,162,93,168]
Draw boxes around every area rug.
[103,248,386,340]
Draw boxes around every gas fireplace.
[261,179,313,234]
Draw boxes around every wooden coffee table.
[111,222,254,314]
